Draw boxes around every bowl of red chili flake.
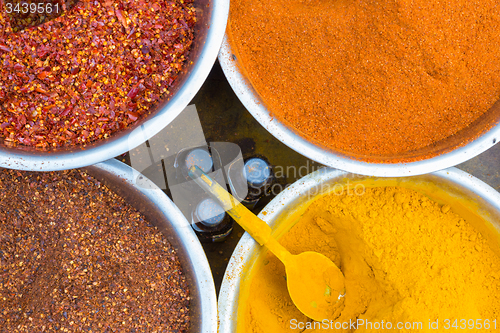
[0,0,229,170]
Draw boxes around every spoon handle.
[188,165,273,246]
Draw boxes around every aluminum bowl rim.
[90,158,218,333]
[218,166,500,332]
[0,0,229,171]
[218,34,500,177]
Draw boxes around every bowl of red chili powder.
[0,0,228,170]
[220,0,500,176]
[0,158,218,332]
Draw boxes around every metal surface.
[0,0,229,171]
[218,167,500,332]
[84,159,217,333]
[218,35,500,177]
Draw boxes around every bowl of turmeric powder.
[220,0,500,176]
[219,167,500,332]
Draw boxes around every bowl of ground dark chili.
[0,158,218,332]
[220,0,500,176]
[0,0,228,170]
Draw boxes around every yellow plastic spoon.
[188,165,345,321]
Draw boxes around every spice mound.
[0,0,196,148]
[239,187,500,332]
[229,0,500,161]
[0,169,190,332]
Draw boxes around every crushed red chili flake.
[0,169,190,332]
[0,0,196,148]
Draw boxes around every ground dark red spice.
[0,169,190,332]
[0,0,196,148]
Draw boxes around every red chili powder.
[229,0,500,162]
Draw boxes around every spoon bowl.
[286,252,345,321]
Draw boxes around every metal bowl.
[0,0,229,171]
[218,167,500,332]
[218,35,500,177]
[85,159,217,333]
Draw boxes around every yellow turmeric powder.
[238,187,500,332]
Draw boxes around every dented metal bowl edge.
[85,159,218,333]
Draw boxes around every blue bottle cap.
[244,158,271,187]
[185,148,213,173]
[196,198,225,226]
